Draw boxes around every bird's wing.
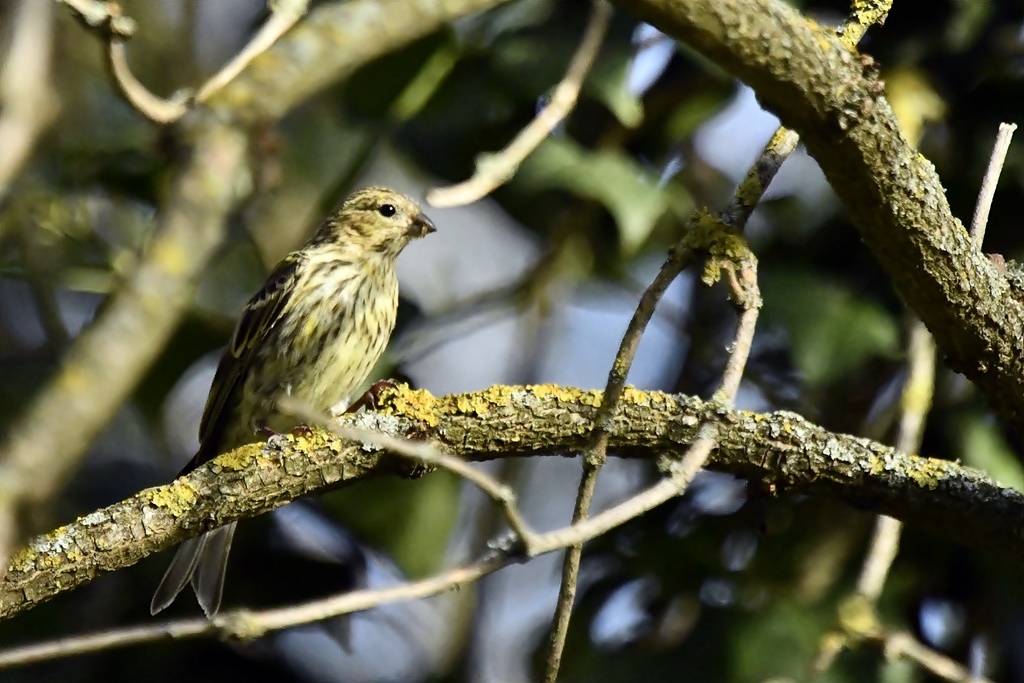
[185,253,304,473]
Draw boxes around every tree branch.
[205,0,512,123]
[611,0,1024,435]
[2,384,1021,621]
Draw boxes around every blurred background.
[0,0,1022,681]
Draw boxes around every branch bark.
[611,0,1024,435]
[3,384,1021,621]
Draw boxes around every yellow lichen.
[621,386,650,405]
[379,384,440,426]
[9,546,38,573]
[903,455,944,490]
[212,443,262,471]
[145,480,199,517]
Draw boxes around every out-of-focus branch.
[206,0,512,123]
[64,0,508,124]
[612,0,1024,435]
[427,0,611,208]
[4,383,1021,620]
[0,121,249,575]
[102,0,312,124]
[0,0,57,201]
[57,0,136,37]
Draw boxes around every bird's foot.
[345,379,399,413]
[257,423,314,447]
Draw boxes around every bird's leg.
[345,379,400,413]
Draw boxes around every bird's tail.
[150,522,237,617]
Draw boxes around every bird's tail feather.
[150,522,236,617]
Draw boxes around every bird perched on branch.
[151,186,436,617]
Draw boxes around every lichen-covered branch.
[612,0,1024,434]
[3,384,1021,621]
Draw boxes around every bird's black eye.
[378,204,396,218]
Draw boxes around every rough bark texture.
[612,0,1024,434]
[3,385,1021,621]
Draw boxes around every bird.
[150,186,436,617]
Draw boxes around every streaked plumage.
[151,187,435,617]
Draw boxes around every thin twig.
[542,215,763,682]
[970,122,1017,247]
[193,0,310,105]
[880,632,993,683]
[278,397,539,553]
[426,0,612,208]
[106,39,189,124]
[58,0,136,37]
[88,0,309,124]
[541,245,698,681]
[856,320,934,601]
[816,298,938,677]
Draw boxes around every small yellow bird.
[151,187,436,616]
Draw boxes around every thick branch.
[207,0,510,123]
[2,385,1021,620]
[611,0,1024,434]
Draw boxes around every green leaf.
[762,270,900,385]
[588,59,645,129]
[516,136,670,255]
[958,413,1024,492]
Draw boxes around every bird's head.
[315,186,436,258]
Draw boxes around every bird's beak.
[408,213,437,238]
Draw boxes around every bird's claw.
[345,379,399,414]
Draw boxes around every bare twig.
[426,0,612,207]
[814,316,938,677]
[856,321,935,602]
[81,0,310,124]
[279,397,539,553]
[880,632,992,683]
[541,245,698,681]
[970,122,1017,247]
[543,216,763,682]
[106,38,189,124]
[193,0,309,105]
[0,0,56,200]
